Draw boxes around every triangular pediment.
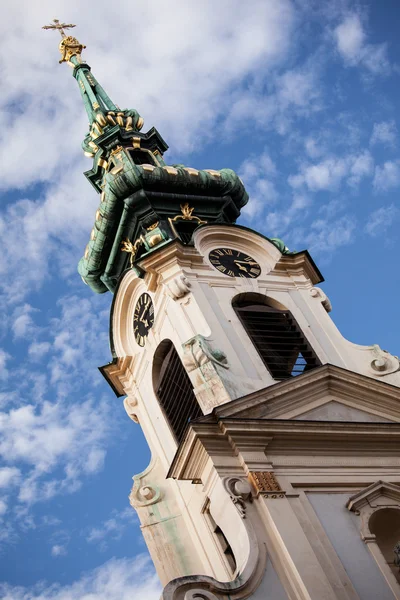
[213,365,400,423]
[293,400,393,423]
[347,480,400,512]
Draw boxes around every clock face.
[133,293,155,347]
[208,248,261,278]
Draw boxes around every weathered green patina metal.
[78,152,249,293]
[49,31,291,294]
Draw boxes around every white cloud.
[86,508,137,550]
[240,152,279,219]
[265,194,312,236]
[348,150,374,187]
[291,215,357,256]
[0,349,10,380]
[334,14,365,62]
[370,121,397,147]
[365,204,399,237]
[334,13,390,74]
[309,215,356,254]
[0,555,160,600]
[28,342,51,361]
[51,544,67,557]
[304,136,325,159]
[42,516,62,527]
[12,304,39,339]
[226,61,322,136]
[289,151,374,192]
[0,467,20,489]
[0,499,8,516]
[373,160,400,191]
[0,396,111,505]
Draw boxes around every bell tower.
[53,27,400,600]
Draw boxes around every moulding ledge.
[273,251,323,285]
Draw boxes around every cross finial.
[42,18,76,39]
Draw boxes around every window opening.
[369,508,400,584]
[233,300,320,380]
[172,220,199,244]
[153,341,202,443]
[128,149,157,166]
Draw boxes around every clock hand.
[235,263,248,272]
[234,260,258,266]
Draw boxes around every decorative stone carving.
[347,480,400,542]
[248,471,285,498]
[123,396,139,423]
[130,459,162,508]
[182,335,228,372]
[165,275,192,300]
[182,335,231,412]
[369,344,400,377]
[310,287,332,312]
[223,477,252,518]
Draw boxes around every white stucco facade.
[104,224,400,599]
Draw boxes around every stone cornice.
[272,250,323,285]
[168,365,400,481]
[212,364,400,421]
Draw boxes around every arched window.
[369,509,400,584]
[153,340,202,443]
[233,294,320,380]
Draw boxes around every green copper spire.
[43,20,144,159]
[43,22,259,295]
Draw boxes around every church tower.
[52,27,400,600]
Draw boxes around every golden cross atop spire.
[42,19,85,64]
[42,18,76,39]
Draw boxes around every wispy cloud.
[373,160,400,191]
[51,544,67,558]
[0,396,111,505]
[370,121,397,147]
[0,350,10,381]
[86,508,137,551]
[240,152,278,219]
[333,13,391,74]
[0,555,160,600]
[288,150,374,192]
[291,215,357,257]
[365,204,399,237]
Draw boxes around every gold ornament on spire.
[121,238,144,268]
[42,18,86,64]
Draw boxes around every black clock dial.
[133,293,154,347]
[208,248,261,278]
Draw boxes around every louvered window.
[234,301,320,380]
[153,340,202,443]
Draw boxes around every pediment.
[347,480,400,512]
[213,365,400,424]
[294,400,393,423]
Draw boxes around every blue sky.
[0,0,399,598]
